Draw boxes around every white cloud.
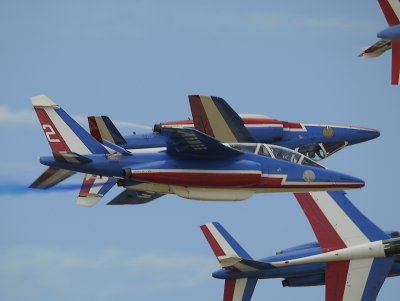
[0,245,214,301]
[0,106,35,124]
[0,107,151,130]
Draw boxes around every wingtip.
[30,94,58,107]
[76,195,102,207]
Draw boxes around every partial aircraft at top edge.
[29,94,368,207]
[359,0,400,85]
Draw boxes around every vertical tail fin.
[200,222,252,265]
[378,0,400,26]
[31,95,108,155]
[88,115,127,145]
[188,95,257,143]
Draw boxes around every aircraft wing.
[29,167,75,189]
[161,127,243,158]
[222,278,258,301]
[107,189,163,205]
[76,174,116,207]
[294,191,393,301]
[391,40,400,84]
[378,0,400,26]
[188,95,257,143]
[325,257,394,301]
[294,191,389,250]
[358,39,391,58]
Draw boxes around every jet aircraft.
[359,0,400,84]
[201,191,400,301]
[30,95,364,206]
[88,95,379,161]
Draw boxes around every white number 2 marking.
[42,124,61,143]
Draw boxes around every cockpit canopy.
[228,143,325,169]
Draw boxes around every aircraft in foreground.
[201,191,400,301]
[89,95,379,161]
[359,0,400,84]
[30,95,364,206]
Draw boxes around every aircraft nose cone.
[332,172,365,189]
[347,127,380,145]
[358,128,380,141]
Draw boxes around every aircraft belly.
[172,187,254,201]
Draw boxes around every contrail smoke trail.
[0,182,105,196]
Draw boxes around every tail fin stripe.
[35,108,71,153]
[45,107,92,154]
[56,109,107,154]
[201,224,226,257]
[213,223,252,259]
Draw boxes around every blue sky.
[0,1,399,300]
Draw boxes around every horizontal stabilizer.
[103,140,131,155]
[53,152,92,164]
[29,167,75,189]
[107,189,163,205]
[76,174,116,207]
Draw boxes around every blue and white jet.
[29,95,364,206]
[88,95,379,161]
[201,192,400,301]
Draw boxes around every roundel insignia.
[303,170,316,182]
[323,126,334,138]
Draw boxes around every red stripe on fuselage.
[241,117,282,125]
[131,171,261,187]
[250,177,364,190]
[35,108,70,153]
[282,121,304,130]
[378,0,400,26]
[160,119,193,126]
[325,261,350,301]
[200,225,226,257]
[294,192,347,251]
[223,279,236,301]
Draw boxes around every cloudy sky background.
[0,1,399,300]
